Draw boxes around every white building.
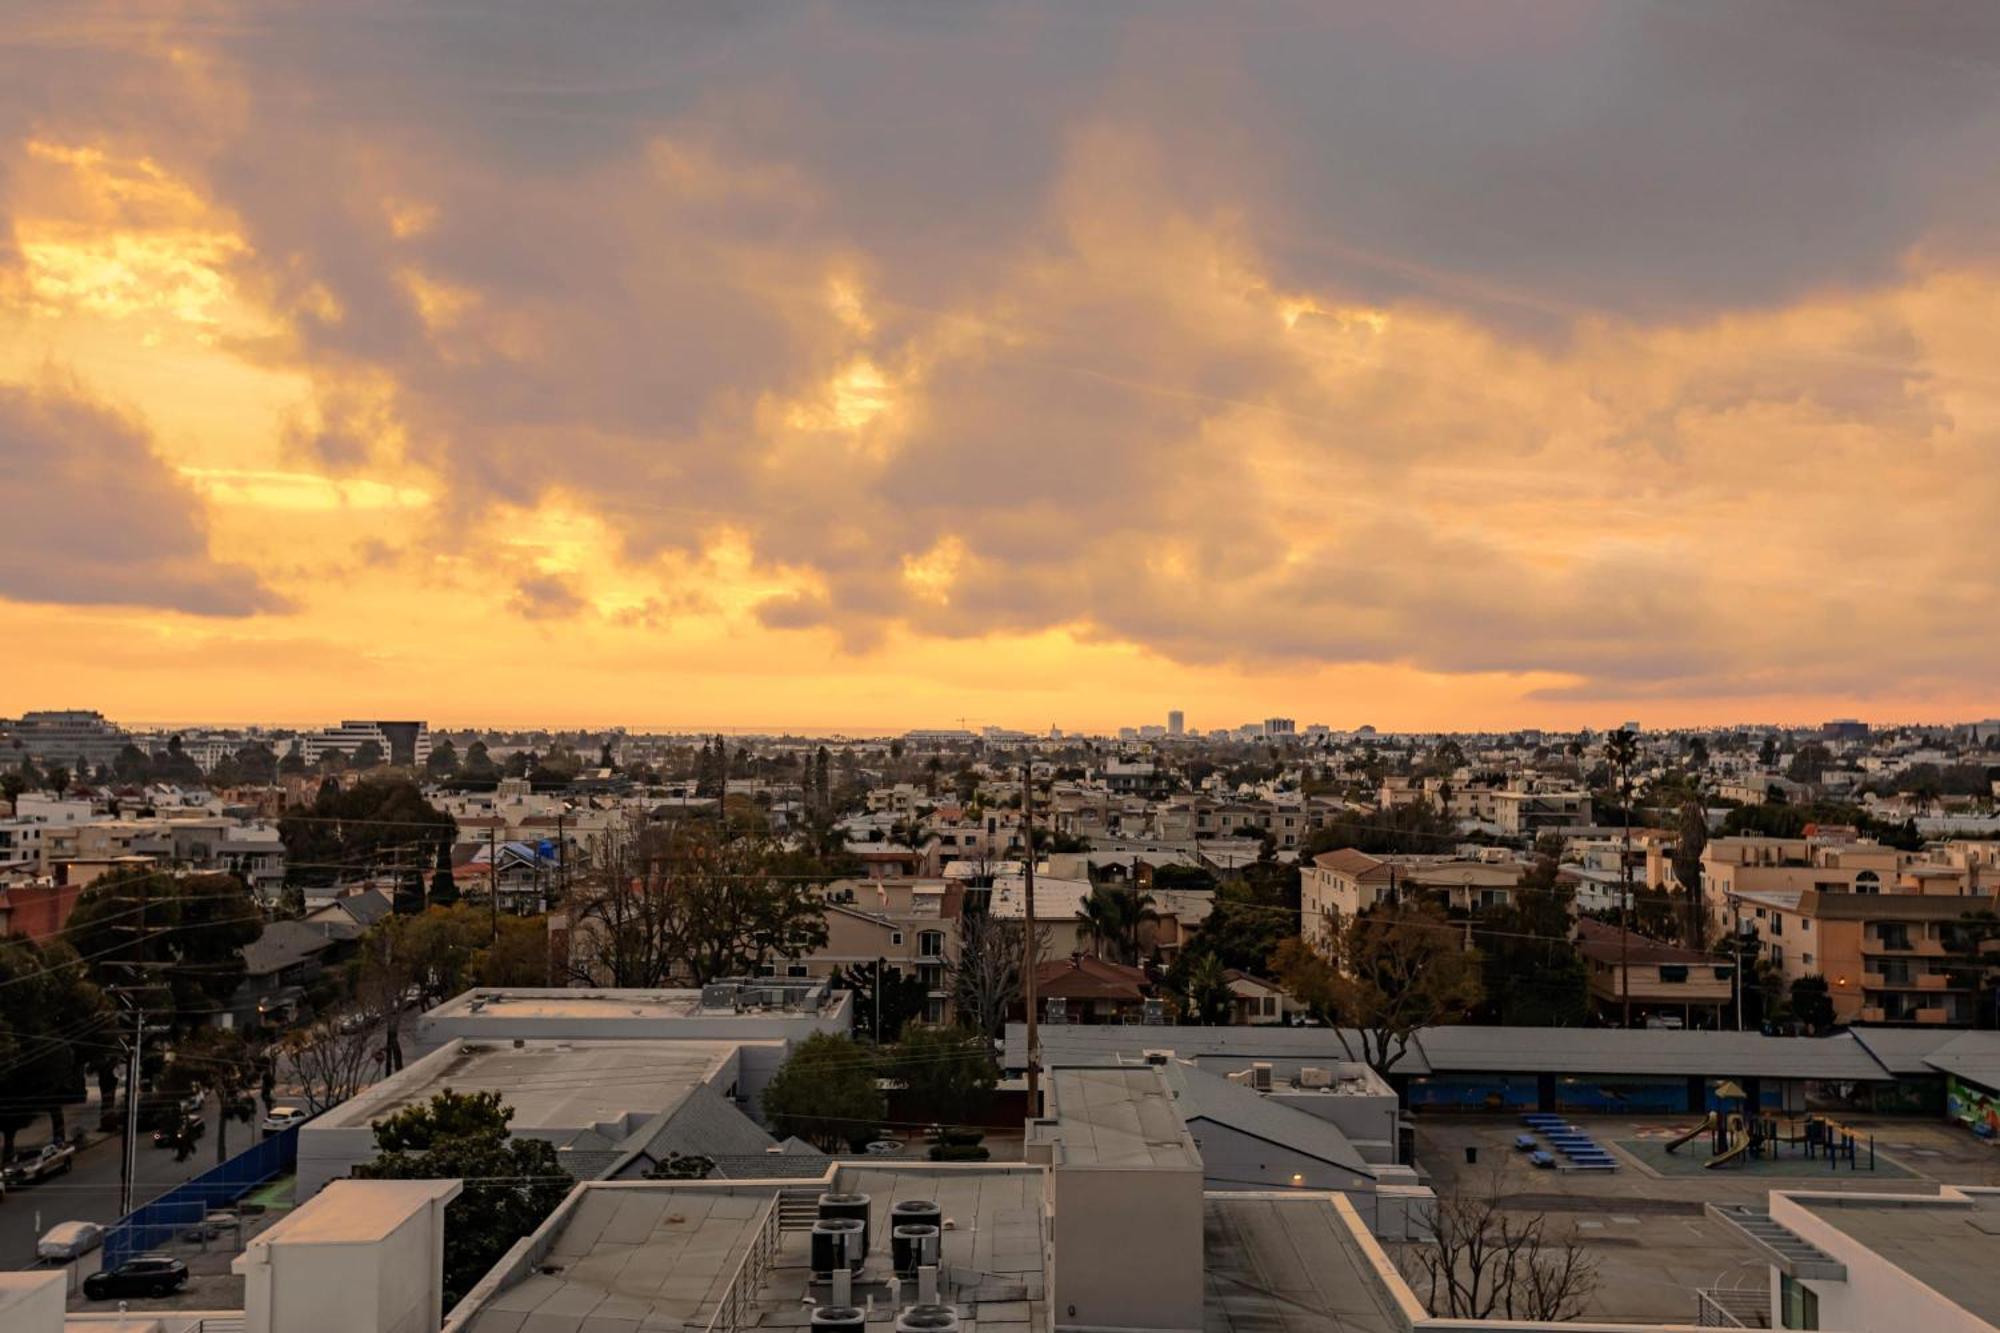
[300,720,432,768]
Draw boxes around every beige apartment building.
[784,877,963,1025]
[1300,847,1532,949]
[1707,835,2000,1025]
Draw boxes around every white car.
[38,1220,105,1261]
[260,1106,310,1133]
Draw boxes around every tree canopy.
[761,1032,885,1151]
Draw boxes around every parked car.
[1,1141,75,1187]
[83,1254,190,1300]
[151,1113,204,1148]
[36,1220,105,1262]
[260,1105,310,1132]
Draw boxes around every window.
[1801,953,1813,967]
[918,930,945,958]
[1770,915,1783,935]
[1780,1274,1819,1330]
[1878,924,1912,951]
[1659,965,1688,984]
[1854,870,1880,895]
[890,931,904,946]
[786,964,809,978]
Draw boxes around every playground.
[1616,1113,1916,1179]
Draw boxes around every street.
[1,1093,223,1271]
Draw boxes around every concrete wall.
[1774,1191,1993,1333]
[239,1181,454,1333]
[1048,1163,1203,1332]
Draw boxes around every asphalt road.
[1,1093,227,1271]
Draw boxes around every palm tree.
[1605,728,1640,1026]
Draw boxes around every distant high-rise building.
[301,720,432,768]
[1167,710,1185,736]
[1822,719,1870,742]
[1263,717,1297,736]
[0,709,135,769]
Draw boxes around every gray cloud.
[0,383,286,615]
[6,1,2000,705]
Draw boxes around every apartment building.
[1575,918,1734,1026]
[299,719,432,769]
[789,877,962,1024]
[1300,848,1532,947]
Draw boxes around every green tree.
[429,840,459,907]
[278,778,455,896]
[762,1032,885,1151]
[0,938,107,1154]
[65,869,262,1033]
[354,1090,571,1306]
[425,739,460,779]
[350,739,386,770]
[1180,952,1234,1025]
[1790,975,1836,1032]
[887,1026,996,1128]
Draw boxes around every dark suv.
[82,1254,190,1300]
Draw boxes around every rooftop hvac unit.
[810,1219,866,1275]
[892,1224,941,1277]
[810,1307,866,1332]
[1226,1069,1254,1086]
[700,983,740,1011]
[1251,1062,1274,1092]
[1044,997,1068,1025]
[894,1304,961,1333]
[1298,1066,1332,1089]
[891,1199,944,1233]
[818,1192,873,1257]
[1141,1049,1175,1066]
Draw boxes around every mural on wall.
[1946,1074,1999,1137]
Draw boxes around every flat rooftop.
[1036,1066,1202,1170]
[457,1166,1047,1333]
[1203,1195,1404,1333]
[1799,1190,2000,1322]
[315,1039,740,1130]
[427,984,839,1022]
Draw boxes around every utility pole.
[488,824,500,943]
[555,810,567,906]
[1621,764,1633,1029]
[1022,761,1040,1115]
[120,998,142,1215]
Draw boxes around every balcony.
[1917,973,1949,992]
[1861,972,1886,988]
[1916,938,1947,957]
[1916,1007,1949,1024]
[1859,1006,1887,1023]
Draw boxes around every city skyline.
[5,6,2000,731]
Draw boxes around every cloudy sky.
[3,1,1997,732]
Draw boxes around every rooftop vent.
[895,1303,961,1333]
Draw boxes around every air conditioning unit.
[1250,1062,1273,1092]
[1141,1049,1175,1067]
[1298,1066,1332,1089]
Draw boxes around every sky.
[2,1,1998,734]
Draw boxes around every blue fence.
[103,1125,300,1268]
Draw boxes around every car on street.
[1,1141,75,1186]
[37,1220,105,1261]
[260,1105,310,1132]
[82,1253,190,1300]
[151,1112,205,1147]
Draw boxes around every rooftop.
[1798,1188,2000,1322]
[249,1178,460,1246]
[1203,1194,1404,1333]
[425,981,841,1022]
[312,1038,743,1131]
[455,1166,1047,1333]
[1032,1066,1202,1170]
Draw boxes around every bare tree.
[283,1016,380,1114]
[951,914,1048,1049]
[1398,1174,1600,1322]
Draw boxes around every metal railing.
[701,1195,783,1333]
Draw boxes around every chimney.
[235,1178,462,1333]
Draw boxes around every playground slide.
[1664,1112,1717,1154]
[1704,1132,1751,1169]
